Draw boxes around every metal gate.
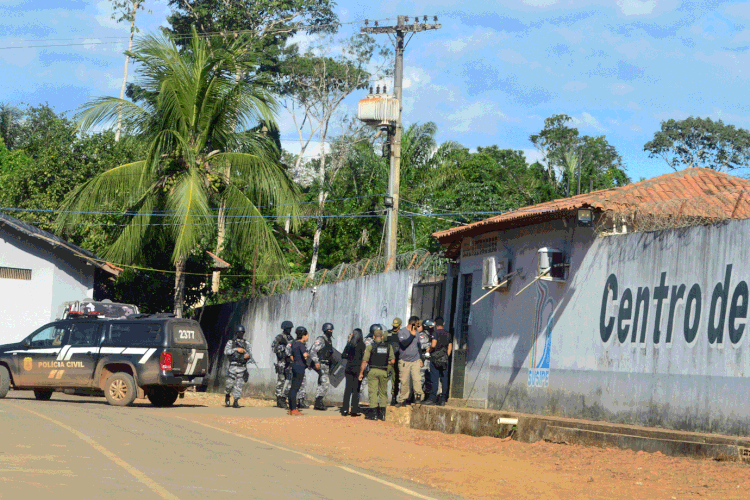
[410,280,445,320]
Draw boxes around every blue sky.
[2,0,750,182]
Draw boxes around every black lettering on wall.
[708,264,732,346]
[729,281,748,345]
[666,284,686,344]
[618,288,633,343]
[632,287,650,344]
[600,274,618,343]
[653,272,669,344]
[684,284,702,344]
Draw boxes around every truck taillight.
[160,352,173,371]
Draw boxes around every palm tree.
[58,30,299,316]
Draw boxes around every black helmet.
[234,324,245,338]
[368,323,384,336]
[422,319,435,332]
[322,322,334,334]
[295,326,308,339]
[281,320,293,330]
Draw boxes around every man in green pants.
[359,328,395,421]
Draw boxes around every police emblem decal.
[23,357,32,371]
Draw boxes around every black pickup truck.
[0,315,209,407]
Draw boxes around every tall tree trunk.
[211,200,226,293]
[308,129,328,279]
[115,1,139,143]
[211,67,244,293]
[173,255,187,318]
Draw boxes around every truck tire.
[33,389,53,401]
[0,366,10,398]
[104,373,137,407]
[147,387,179,407]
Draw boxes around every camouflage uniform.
[272,331,293,398]
[418,329,432,398]
[310,334,333,399]
[224,338,250,399]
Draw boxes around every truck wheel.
[33,389,53,401]
[104,373,137,407]
[147,387,179,407]
[0,366,10,398]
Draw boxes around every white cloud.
[616,0,656,16]
[630,125,642,132]
[627,101,642,111]
[447,101,512,134]
[498,49,528,65]
[522,148,545,164]
[615,39,657,60]
[610,83,634,95]
[523,0,559,6]
[440,28,509,58]
[570,112,606,132]
[563,81,587,92]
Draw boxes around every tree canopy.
[643,116,750,172]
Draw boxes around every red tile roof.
[433,167,750,246]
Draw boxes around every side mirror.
[22,338,31,348]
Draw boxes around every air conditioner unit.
[482,257,511,290]
[538,247,567,281]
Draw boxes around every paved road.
[0,392,456,500]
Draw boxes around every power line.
[0,17,399,50]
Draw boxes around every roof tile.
[434,167,750,242]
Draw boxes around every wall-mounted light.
[577,208,594,227]
[384,196,394,208]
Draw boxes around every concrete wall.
[0,227,94,344]
[451,217,750,436]
[200,269,420,401]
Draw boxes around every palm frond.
[167,167,211,264]
[222,182,288,276]
[103,195,159,265]
[211,151,301,224]
[57,161,151,225]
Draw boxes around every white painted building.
[0,212,119,344]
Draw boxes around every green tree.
[59,31,298,317]
[0,105,143,255]
[109,0,149,142]
[644,117,750,171]
[276,35,386,278]
[530,114,629,196]
[0,103,23,150]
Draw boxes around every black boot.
[277,396,288,408]
[378,407,386,421]
[298,399,309,409]
[314,396,326,411]
[233,398,240,408]
[225,394,231,407]
[390,395,397,407]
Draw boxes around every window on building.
[0,267,32,280]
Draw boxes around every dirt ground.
[178,393,750,500]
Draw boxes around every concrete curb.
[409,405,750,463]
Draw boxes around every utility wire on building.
[360,15,441,271]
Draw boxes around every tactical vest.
[369,342,389,369]
[318,336,333,363]
[230,339,249,366]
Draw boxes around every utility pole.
[362,15,441,271]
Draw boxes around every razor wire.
[242,249,450,297]
[594,187,750,236]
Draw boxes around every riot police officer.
[310,322,335,411]
[386,318,402,406]
[224,324,253,408]
[419,319,436,400]
[272,320,294,408]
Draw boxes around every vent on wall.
[0,267,32,280]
